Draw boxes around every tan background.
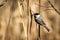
[0,0,60,40]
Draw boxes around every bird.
[34,13,50,32]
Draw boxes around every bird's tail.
[44,25,50,32]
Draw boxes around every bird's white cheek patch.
[36,15,40,19]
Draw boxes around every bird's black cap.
[33,13,40,18]
[34,13,40,15]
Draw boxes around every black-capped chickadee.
[34,13,50,32]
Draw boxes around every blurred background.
[0,0,60,40]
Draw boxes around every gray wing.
[37,17,50,32]
[37,16,46,25]
[37,16,50,32]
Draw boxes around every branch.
[47,0,60,15]
[30,9,33,33]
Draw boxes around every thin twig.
[37,24,40,40]
[20,0,24,10]
[30,9,33,33]
[47,0,60,15]
[35,3,51,8]
[27,0,29,40]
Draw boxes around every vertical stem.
[27,0,29,40]
[30,9,33,33]
[39,25,40,38]
[37,24,40,40]
[38,0,40,39]
[38,0,40,40]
